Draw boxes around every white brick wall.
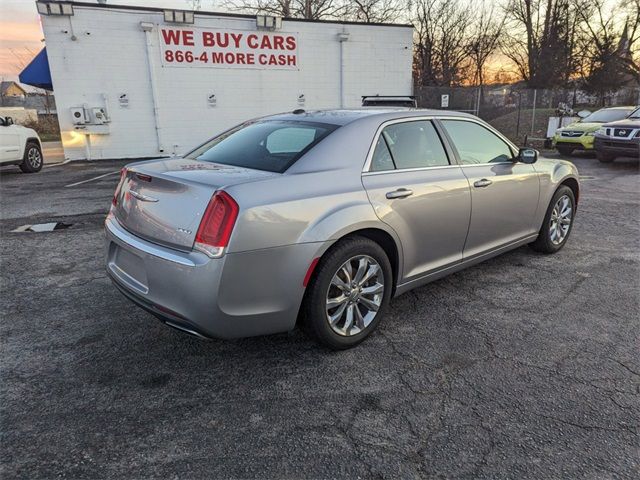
[41,5,413,160]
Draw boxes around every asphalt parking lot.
[1,154,638,479]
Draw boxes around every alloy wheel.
[325,255,384,337]
[549,194,572,245]
[28,147,42,169]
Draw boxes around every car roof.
[598,106,637,111]
[263,108,476,126]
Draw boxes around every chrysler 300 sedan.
[106,109,579,349]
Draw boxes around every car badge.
[129,190,158,202]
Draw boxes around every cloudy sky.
[0,0,223,81]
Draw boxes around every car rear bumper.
[105,214,323,339]
[594,137,640,158]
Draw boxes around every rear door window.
[187,120,338,173]
[370,120,449,171]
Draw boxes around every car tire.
[19,141,43,173]
[596,151,615,163]
[529,185,576,254]
[556,146,574,156]
[301,236,393,350]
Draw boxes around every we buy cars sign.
[159,27,299,70]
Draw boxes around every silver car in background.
[105,109,579,349]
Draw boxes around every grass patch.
[488,108,556,146]
[39,133,61,142]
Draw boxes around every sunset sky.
[0,0,210,82]
[2,0,626,87]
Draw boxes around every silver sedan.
[105,109,579,349]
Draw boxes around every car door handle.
[386,188,413,199]
[473,179,493,188]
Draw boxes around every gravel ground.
[1,155,638,479]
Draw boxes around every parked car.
[106,109,579,349]
[594,107,640,162]
[552,106,636,156]
[0,116,43,173]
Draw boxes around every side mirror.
[518,147,538,164]
[4,117,13,126]
[577,110,591,119]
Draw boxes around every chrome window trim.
[362,115,519,174]
[458,162,515,168]
[362,164,461,177]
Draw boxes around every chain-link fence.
[414,85,640,147]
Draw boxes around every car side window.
[370,135,395,171]
[370,120,449,171]
[441,120,514,165]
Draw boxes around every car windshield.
[581,109,632,123]
[186,120,339,173]
[628,107,640,119]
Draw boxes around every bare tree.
[466,1,506,92]
[627,0,640,60]
[577,0,640,101]
[413,0,439,86]
[224,0,345,19]
[413,0,473,86]
[346,0,406,23]
[502,0,584,87]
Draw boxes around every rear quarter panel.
[224,119,389,253]
[224,117,404,276]
[226,168,398,251]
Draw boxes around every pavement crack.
[537,413,639,437]
[610,358,640,378]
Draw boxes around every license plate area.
[108,243,149,294]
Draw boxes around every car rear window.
[186,120,339,173]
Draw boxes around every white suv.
[0,116,43,173]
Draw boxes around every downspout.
[84,133,92,160]
[140,22,165,153]
[337,31,350,108]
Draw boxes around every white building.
[36,1,414,161]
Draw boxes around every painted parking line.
[44,159,72,168]
[64,170,120,188]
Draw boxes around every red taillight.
[194,191,239,258]
[112,168,127,207]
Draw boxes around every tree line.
[211,0,639,95]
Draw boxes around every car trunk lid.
[113,158,275,251]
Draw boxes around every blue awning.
[19,48,53,91]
